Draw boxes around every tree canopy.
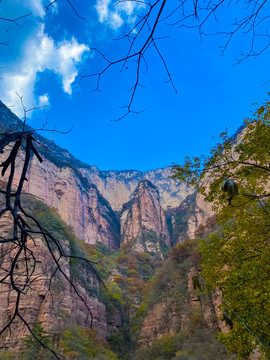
[172,100,270,358]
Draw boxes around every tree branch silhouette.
[78,0,270,120]
[0,106,104,359]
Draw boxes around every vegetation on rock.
[172,100,270,358]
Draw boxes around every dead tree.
[0,114,104,359]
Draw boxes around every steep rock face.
[27,156,120,249]
[186,192,214,240]
[0,101,219,248]
[138,267,224,349]
[82,167,193,212]
[0,241,107,350]
[166,192,215,244]
[0,102,194,249]
[0,149,120,249]
[120,180,170,255]
[0,205,107,350]
[137,292,227,352]
[137,299,173,346]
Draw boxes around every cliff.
[120,180,170,257]
[0,102,193,241]
[0,195,107,350]
[0,148,120,249]
[0,101,223,359]
[134,241,235,360]
[82,166,193,212]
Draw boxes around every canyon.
[0,101,229,359]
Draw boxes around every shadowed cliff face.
[0,239,107,350]
[0,195,107,350]
[0,150,120,250]
[0,102,236,358]
[0,102,196,251]
[120,180,170,257]
[27,157,121,249]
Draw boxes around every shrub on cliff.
[61,326,119,360]
[21,323,55,360]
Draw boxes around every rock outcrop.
[138,266,225,350]
[0,150,120,249]
[166,191,215,244]
[120,180,170,256]
[82,166,193,212]
[0,198,107,350]
[0,102,195,251]
[0,101,220,355]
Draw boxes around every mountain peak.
[120,179,170,258]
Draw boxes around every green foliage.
[21,194,101,297]
[108,282,124,303]
[173,100,270,357]
[61,326,119,360]
[95,238,161,357]
[108,324,132,360]
[168,240,197,263]
[94,242,114,256]
[99,282,133,358]
[148,240,197,307]
[130,300,149,340]
[0,352,15,360]
[135,330,235,360]
[21,323,55,360]
[146,333,181,359]
[200,214,270,357]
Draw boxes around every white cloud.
[118,0,141,16]
[95,0,144,30]
[25,0,46,18]
[38,93,49,106]
[48,1,58,14]
[0,25,89,117]
[96,0,111,23]
[110,12,124,29]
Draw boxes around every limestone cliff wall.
[0,209,107,350]
[82,166,193,212]
[186,192,214,240]
[138,266,227,349]
[0,149,120,249]
[120,180,170,255]
[0,102,195,250]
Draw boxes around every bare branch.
[0,12,32,25]
[0,104,105,358]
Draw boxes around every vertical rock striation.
[0,101,195,251]
[120,180,170,256]
[0,100,224,355]
[0,151,120,249]
[0,199,107,350]
[82,167,193,212]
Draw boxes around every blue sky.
[0,0,269,171]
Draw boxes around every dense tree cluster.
[172,100,270,357]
